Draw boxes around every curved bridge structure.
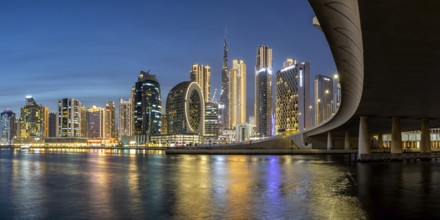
[300,0,440,157]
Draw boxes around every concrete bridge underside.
[301,0,440,154]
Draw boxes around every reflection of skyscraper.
[20,96,49,138]
[134,71,162,135]
[314,75,334,125]
[0,109,16,145]
[166,81,204,135]
[228,59,246,129]
[276,59,311,135]
[219,35,229,131]
[57,98,82,137]
[118,98,133,138]
[255,45,273,137]
[190,64,210,103]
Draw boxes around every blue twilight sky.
[0,0,336,117]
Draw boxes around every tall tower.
[219,31,229,130]
[118,98,133,138]
[255,45,273,137]
[314,75,334,125]
[190,64,211,103]
[86,106,105,139]
[0,109,16,145]
[20,96,49,138]
[105,101,116,138]
[56,98,82,137]
[228,59,247,129]
[134,71,162,136]
[275,59,311,135]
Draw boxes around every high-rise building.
[228,59,246,129]
[0,109,16,145]
[275,59,311,135]
[166,81,204,135]
[255,45,273,137]
[219,35,229,132]
[56,98,82,137]
[190,64,211,103]
[315,75,334,125]
[87,106,105,139]
[160,115,167,135]
[105,101,116,138]
[48,112,57,137]
[205,102,219,137]
[20,96,49,138]
[80,105,87,138]
[134,71,162,136]
[118,98,133,138]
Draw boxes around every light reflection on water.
[3,148,439,219]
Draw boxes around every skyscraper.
[56,98,82,137]
[20,96,49,138]
[275,59,311,135]
[314,75,334,125]
[105,101,116,138]
[48,112,56,137]
[255,45,273,137]
[0,109,16,145]
[205,102,219,137]
[118,98,133,138]
[134,71,162,135]
[219,35,229,131]
[80,105,87,138]
[190,64,211,103]
[228,59,246,129]
[87,106,105,139]
[166,81,204,135]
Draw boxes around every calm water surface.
[1,148,439,219]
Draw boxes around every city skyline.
[0,0,336,117]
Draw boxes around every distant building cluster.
[0,37,344,147]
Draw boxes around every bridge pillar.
[358,116,370,157]
[420,119,431,153]
[327,132,333,150]
[344,132,350,150]
[391,117,403,154]
[378,133,384,149]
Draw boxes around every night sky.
[0,0,336,118]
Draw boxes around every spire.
[223,28,228,69]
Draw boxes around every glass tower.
[134,71,162,135]
[255,45,273,137]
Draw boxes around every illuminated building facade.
[0,109,16,145]
[314,75,334,125]
[205,101,219,137]
[80,105,87,138]
[255,45,273,137]
[219,36,229,131]
[190,64,211,103]
[57,98,82,137]
[20,96,49,138]
[134,71,162,136]
[166,81,204,135]
[87,106,105,139]
[228,59,246,129]
[118,98,133,138]
[275,59,311,135]
[105,101,116,138]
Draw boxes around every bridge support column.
[378,133,384,149]
[420,119,431,153]
[358,116,370,157]
[344,132,350,150]
[391,117,403,154]
[327,132,333,150]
